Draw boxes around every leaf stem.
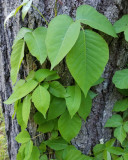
[31,4,48,25]
[54,0,58,17]
[31,133,44,140]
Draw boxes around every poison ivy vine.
[4,1,128,160]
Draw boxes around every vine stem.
[31,133,44,140]
[54,0,58,17]
[31,4,49,25]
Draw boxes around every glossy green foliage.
[66,30,109,97]
[47,97,66,120]
[44,137,68,151]
[22,0,33,20]
[5,3,124,160]
[46,15,81,69]
[15,130,30,144]
[105,114,127,144]
[105,114,123,128]
[35,69,57,82]
[76,5,117,37]
[11,39,25,85]
[113,99,128,112]
[49,81,67,98]
[22,94,31,127]
[13,27,33,48]
[58,111,82,142]
[32,85,50,118]
[4,80,38,104]
[65,85,81,118]
[114,15,128,41]
[78,93,92,121]
[24,27,47,64]
[113,69,128,89]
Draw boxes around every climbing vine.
[4,0,128,160]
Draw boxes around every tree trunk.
[1,0,128,159]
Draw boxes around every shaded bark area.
[1,0,128,159]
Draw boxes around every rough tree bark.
[1,0,128,159]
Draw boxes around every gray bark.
[0,0,128,159]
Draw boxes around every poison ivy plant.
[4,2,125,160]
[105,114,126,144]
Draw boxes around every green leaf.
[45,73,60,81]
[41,82,49,90]
[118,89,128,96]
[44,137,68,150]
[16,102,26,130]
[35,69,56,83]
[22,94,31,127]
[103,150,111,160]
[114,126,126,144]
[46,15,80,69]
[112,69,128,89]
[124,28,128,42]
[50,131,58,139]
[105,139,115,148]
[123,110,128,121]
[58,111,82,142]
[13,27,32,48]
[105,114,123,128]
[116,157,123,160]
[66,85,81,118]
[26,70,35,81]
[113,15,128,33]
[76,5,117,37]
[47,97,66,120]
[29,146,40,160]
[24,140,33,160]
[16,143,26,160]
[22,0,33,20]
[12,100,18,119]
[15,130,30,143]
[66,30,109,97]
[39,142,46,153]
[88,90,97,99]
[63,146,84,160]
[13,80,25,91]
[49,81,67,98]
[34,112,47,125]
[78,93,92,121]
[93,144,105,156]
[40,155,48,160]
[124,153,128,160]
[32,85,50,117]
[55,150,64,160]
[38,119,56,133]
[24,27,47,64]
[11,39,25,85]
[113,99,128,112]
[4,80,38,104]
[123,121,128,132]
[107,147,124,155]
